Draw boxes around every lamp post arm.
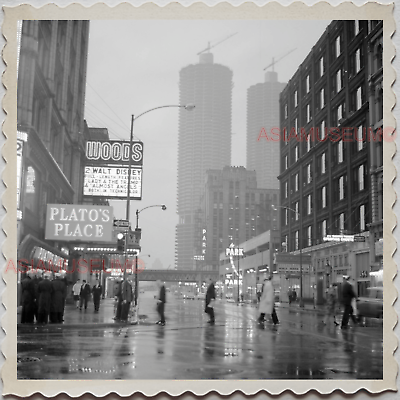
[134,104,194,122]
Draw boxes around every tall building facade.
[247,71,286,189]
[196,166,279,271]
[176,53,233,270]
[278,20,383,298]
[17,21,90,280]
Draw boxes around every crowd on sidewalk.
[20,271,360,330]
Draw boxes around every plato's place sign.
[83,166,142,199]
[85,140,143,166]
[45,204,114,242]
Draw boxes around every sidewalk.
[17,298,154,331]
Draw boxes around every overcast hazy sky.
[84,19,330,270]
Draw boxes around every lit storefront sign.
[202,228,207,255]
[45,204,114,242]
[31,246,68,271]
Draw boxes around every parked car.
[357,287,383,319]
[196,292,206,300]
[183,293,195,300]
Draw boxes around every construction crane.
[197,32,238,56]
[263,48,296,71]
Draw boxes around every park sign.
[45,204,114,242]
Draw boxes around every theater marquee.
[83,140,144,199]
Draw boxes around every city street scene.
[14,15,386,385]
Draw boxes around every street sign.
[275,253,312,264]
[113,219,130,228]
[354,236,366,242]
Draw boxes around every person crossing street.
[205,277,216,324]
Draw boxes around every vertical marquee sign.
[83,140,144,200]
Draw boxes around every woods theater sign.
[45,204,114,242]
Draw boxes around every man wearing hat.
[37,272,53,324]
[340,275,358,328]
[20,270,36,323]
[50,273,67,323]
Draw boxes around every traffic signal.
[117,232,125,252]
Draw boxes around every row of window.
[282,205,367,250]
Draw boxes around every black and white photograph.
[2,1,397,397]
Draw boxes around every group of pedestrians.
[20,270,67,324]
[72,279,103,312]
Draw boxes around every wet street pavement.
[17,295,383,380]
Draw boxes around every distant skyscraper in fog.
[176,52,232,270]
[246,71,286,189]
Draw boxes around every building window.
[337,103,343,122]
[306,104,311,123]
[355,20,360,36]
[306,75,310,93]
[320,88,325,109]
[356,86,363,110]
[307,226,312,247]
[295,173,299,191]
[322,186,326,208]
[320,120,326,140]
[284,181,288,198]
[25,165,40,213]
[295,231,299,250]
[285,155,288,170]
[321,152,326,174]
[355,48,361,73]
[294,90,298,107]
[322,220,327,238]
[284,104,288,119]
[320,56,324,76]
[338,140,344,163]
[335,35,341,57]
[339,176,345,200]
[339,212,345,232]
[295,117,298,133]
[356,125,364,151]
[285,209,288,226]
[295,145,299,162]
[295,202,299,220]
[307,194,312,215]
[306,133,311,152]
[336,69,342,92]
[359,164,365,191]
[307,163,312,184]
[360,204,366,231]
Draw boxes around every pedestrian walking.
[120,278,133,322]
[72,279,81,308]
[79,280,91,311]
[340,275,358,329]
[92,279,102,312]
[155,280,166,326]
[323,284,339,326]
[37,272,53,324]
[20,270,36,324]
[113,278,123,321]
[258,277,279,325]
[50,273,67,323]
[205,277,216,324]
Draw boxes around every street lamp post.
[134,205,167,306]
[123,103,194,285]
[272,205,304,308]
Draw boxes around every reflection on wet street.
[18,296,383,379]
